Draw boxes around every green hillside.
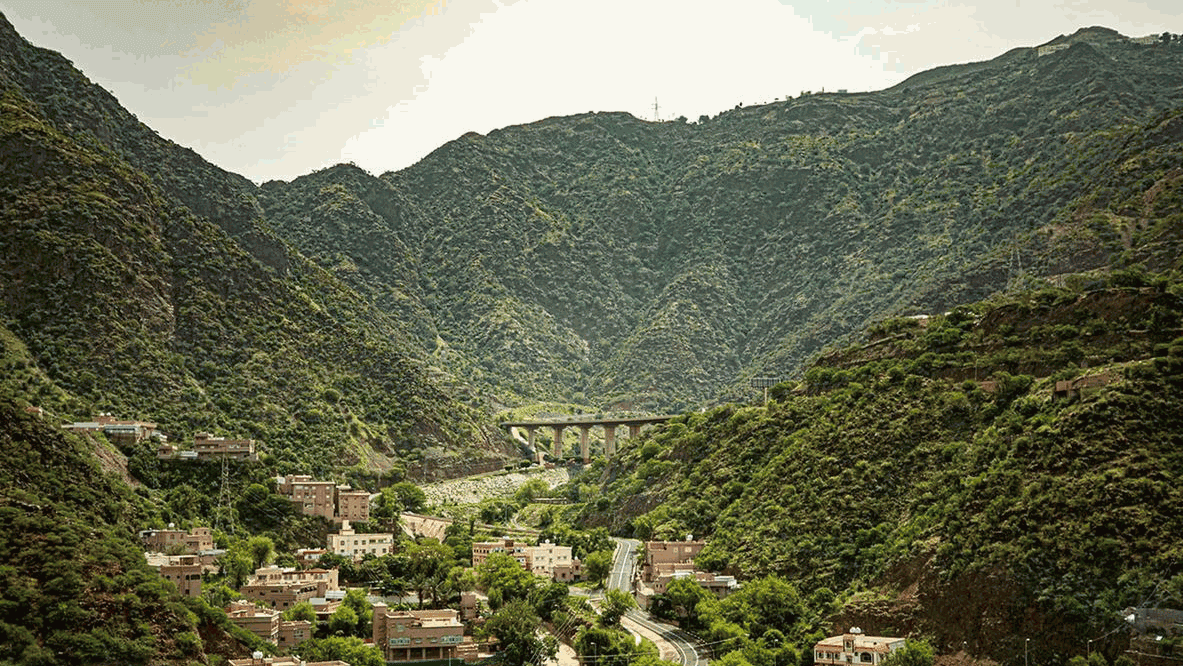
[564,272,1183,665]
[259,30,1183,411]
[0,12,508,478]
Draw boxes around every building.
[277,475,337,520]
[228,653,349,666]
[1037,43,1070,57]
[191,432,257,461]
[328,521,394,561]
[226,600,281,643]
[146,553,203,598]
[240,566,339,610]
[140,525,213,554]
[296,547,328,568]
[641,539,705,582]
[335,486,371,523]
[553,558,584,583]
[814,628,906,666]
[528,541,575,579]
[63,414,164,446]
[276,475,371,524]
[653,570,740,600]
[372,605,471,663]
[471,537,531,569]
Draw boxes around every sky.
[1,0,1179,183]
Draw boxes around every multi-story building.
[553,559,584,583]
[240,566,339,610]
[813,628,905,666]
[471,538,531,569]
[372,605,469,663]
[146,553,203,598]
[641,539,705,582]
[227,600,281,643]
[276,475,371,523]
[335,486,370,523]
[328,521,394,561]
[140,525,214,554]
[295,548,328,568]
[528,541,575,579]
[277,475,336,521]
[191,432,257,461]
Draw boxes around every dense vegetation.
[261,28,1183,412]
[565,271,1183,666]
[0,12,508,478]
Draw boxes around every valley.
[0,11,1182,666]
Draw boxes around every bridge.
[500,414,676,463]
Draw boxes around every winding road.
[609,538,709,666]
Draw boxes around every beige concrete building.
[641,539,705,582]
[471,537,530,569]
[240,566,339,611]
[146,553,202,598]
[140,525,213,554]
[814,628,905,666]
[191,432,257,461]
[328,521,394,561]
[295,547,328,567]
[335,486,371,523]
[528,541,575,579]
[372,605,471,663]
[653,570,740,599]
[276,475,371,524]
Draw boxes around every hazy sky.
[1,0,1178,183]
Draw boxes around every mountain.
[0,12,511,479]
[567,272,1183,665]
[258,27,1183,412]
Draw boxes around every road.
[609,538,709,666]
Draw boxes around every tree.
[295,636,384,666]
[478,552,537,605]
[882,639,935,666]
[247,535,274,571]
[284,601,318,623]
[480,598,556,666]
[584,550,613,587]
[328,605,359,636]
[600,589,635,626]
[575,626,632,666]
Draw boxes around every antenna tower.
[653,97,659,121]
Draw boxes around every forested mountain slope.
[262,27,1183,411]
[0,12,508,477]
[568,272,1183,665]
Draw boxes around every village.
[55,413,910,666]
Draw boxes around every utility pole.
[653,97,659,121]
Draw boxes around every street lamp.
[1025,638,1030,666]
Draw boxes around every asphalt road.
[610,538,708,665]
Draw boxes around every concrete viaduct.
[500,414,676,463]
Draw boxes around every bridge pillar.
[628,423,642,439]
[552,426,565,460]
[523,426,541,463]
[579,425,592,463]
[603,424,617,457]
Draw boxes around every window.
[861,653,873,663]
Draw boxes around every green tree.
[295,636,384,666]
[575,626,633,666]
[600,588,635,626]
[284,600,318,623]
[328,605,359,636]
[481,598,556,665]
[478,552,537,605]
[882,639,935,666]
[584,549,613,587]
[247,535,275,571]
